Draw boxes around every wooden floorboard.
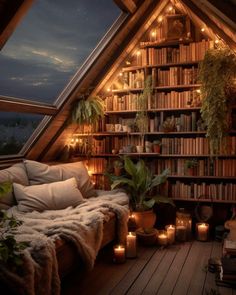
[157,243,192,295]
[61,240,235,295]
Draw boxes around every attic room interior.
[0,0,236,294]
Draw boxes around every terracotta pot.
[133,210,156,229]
[153,144,161,153]
[136,228,158,246]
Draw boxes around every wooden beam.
[0,0,34,49]
[0,96,57,115]
[114,0,138,13]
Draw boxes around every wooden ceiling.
[0,0,235,163]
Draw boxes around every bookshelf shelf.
[106,107,201,115]
[139,39,193,49]
[172,198,236,204]
[122,61,200,72]
[168,175,236,181]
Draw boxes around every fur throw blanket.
[0,190,129,295]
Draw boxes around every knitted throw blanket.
[0,190,129,295]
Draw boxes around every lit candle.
[196,223,209,241]
[165,225,175,244]
[126,232,137,258]
[157,231,168,246]
[176,225,187,242]
[113,245,126,264]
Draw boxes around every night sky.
[0,0,120,103]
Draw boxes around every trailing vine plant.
[198,45,236,156]
[135,75,152,147]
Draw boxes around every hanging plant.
[198,45,236,155]
[135,75,152,146]
[71,95,105,126]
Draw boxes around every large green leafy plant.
[198,45,236,155]
[0,182,28,270]
[109,157,173,211]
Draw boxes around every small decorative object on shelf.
[126,232,137,258]
[165,224,176,244]
[176,208,192,240]
[157,230,168,246]
[113,245,126,264]
[196,223,209,241]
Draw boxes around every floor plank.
[126,247,168,295]
[157,243,192,295]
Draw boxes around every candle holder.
[165,225,176,244]
[196,223,209,242]
[176,208,192,240]
[128,214,137,232]
[126,232,137,258]
[157,230,168,246]
[113,245,126,264]
[175,224,187,242]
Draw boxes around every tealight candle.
[113,245,126,264]
[157,231,168,246]
[126,232,137,258]
[165,225,176,244]
[196,223,209,241]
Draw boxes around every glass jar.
[176,208,192,240]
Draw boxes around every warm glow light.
[158,15,163,23]
[126,60,131,65]
[215,39,219,44]
[151,31,156,37]
[136,50,141,56]
[75,138,79,143]
[196,89,201,94]
[167,5,173,12]
[71,138,74,143]
[201,27,205,32]
[119,72,123,76]
[88,170,93,176]
[107,88,111,92]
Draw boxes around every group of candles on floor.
[113,211,210,264]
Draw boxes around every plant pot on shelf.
[136,145,144,153]
[153,144,161,153]
[133,210,156,229]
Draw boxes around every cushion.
[13,177,84,212]
[24,160,96,198]
[0,163,29,210]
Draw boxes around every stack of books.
[216,257,236,288]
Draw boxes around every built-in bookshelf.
[72,10,236,203]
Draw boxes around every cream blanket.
[0,190,129,295]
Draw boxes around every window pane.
[0,112,44,156]
[0,0,120,103]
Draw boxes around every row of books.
[122,70,145,89]
[171,181,236,201]
[87,158,107,174]
[138,40,214,66]
[153,67,198,86]
[91,175,109,190]
[153,158,236,177]
[105,91,198,111]
[150,91,199,109]
[161,137,236,155]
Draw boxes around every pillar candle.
[165,225,175,244]
[176,225,187,242]
[126,232,137,258]
[113,245,126,264]
[196,223,209,241]
[157,231,168,246]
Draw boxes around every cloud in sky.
[0,0,120,103]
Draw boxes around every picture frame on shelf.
[165,14,191,41]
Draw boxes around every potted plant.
[0,182,28,271]
[198,45,236,155]
[184,158,198,176]
[135,75,152,152]
[108,156,174,229]
[113,159,124,176]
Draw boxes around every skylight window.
[0,0,121,103]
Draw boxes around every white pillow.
[24,160,96,198]
[13,177,84,212]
